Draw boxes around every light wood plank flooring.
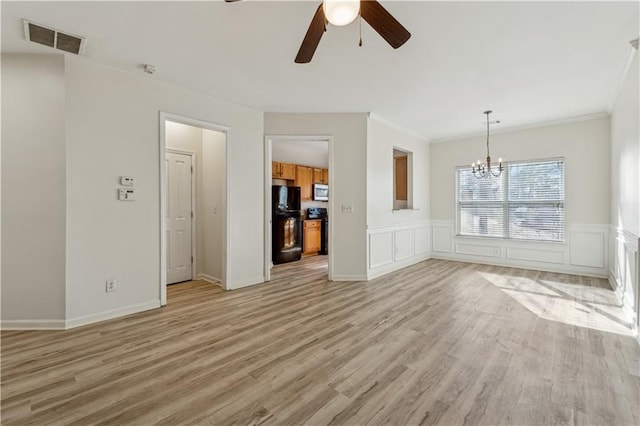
[2,258,639,425]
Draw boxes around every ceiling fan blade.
[224,0,242,2]
[360,0,411,49]
[295,4,326,64]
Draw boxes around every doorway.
[264,135,333,282]
[160,112,229,306]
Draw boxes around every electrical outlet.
[106,279,117,293]
[341,204,354,213]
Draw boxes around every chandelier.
[472,110,503,178]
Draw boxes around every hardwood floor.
[2,258,639,425]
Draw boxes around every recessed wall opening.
[394,147,413,210]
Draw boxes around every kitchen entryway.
[265,135,332,282]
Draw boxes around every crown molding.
[608,40,638,113]
[367,112,430,143]
[431,111,610,144]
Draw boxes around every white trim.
[1,320,66,330]
[197,273,222,284]
[226,275,265,290]
[331,274,368,282]
[65,300,161,329]
[264,134,334,282]
[431,253,608,279]
[160,111,230,302]
[430,220,610,277]
[431,112,609,144]
[367,220,429,232]
[367,253,430,280]
[368,112,429,143]
[166,148,197,282]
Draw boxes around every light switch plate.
[118,188,135,201]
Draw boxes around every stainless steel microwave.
[313,183,329,201]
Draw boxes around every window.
[457,159,565,242]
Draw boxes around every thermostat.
[120,176,135,186]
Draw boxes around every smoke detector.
[143,64,156,75]
[23,19,86,55]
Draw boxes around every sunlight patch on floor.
[480,271,634,336]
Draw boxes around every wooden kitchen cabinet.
[296,165,314,201]
[313,168,329,184]
[272,161,296,180]
[303,220,321,255]
[280,162,296,180]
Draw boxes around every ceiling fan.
[224,0,411,64]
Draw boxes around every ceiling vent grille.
[23,20,86,55]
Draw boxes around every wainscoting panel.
[507,247,564,264]
[367,222,430,280]
[414,226,429,255]
[455,243,501,258]
[395,229,414,261]
[369,231,394,270]
[570,229,605,268]
[432,221,453,253]
[610,226,639,337]
[430,220,609,278]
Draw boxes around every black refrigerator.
[272,185,302,264]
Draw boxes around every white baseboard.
[1,319,66,330]
[431,253,608,279]
[331,274,368,282]
[65,300,161,329]
[368,253,431,280]
[196,273,222,284]
[226,275,264,290]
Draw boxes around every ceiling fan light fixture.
[323,0,360,26]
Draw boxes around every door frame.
[264,134,334,282]
[160,111,230,306]
[165,148,197,284]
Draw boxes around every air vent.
[23,20,85,55]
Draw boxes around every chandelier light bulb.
[323,0,360,26]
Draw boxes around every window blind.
[457,159,565,242]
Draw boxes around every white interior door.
[166,151,193,284]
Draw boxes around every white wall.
[43,54,261,326]
[202,129,225,282]
[366,118,430,279]
[610,51,639,333]
[1,54,67,326]
[430,116,611,277]
[265,113,368,280]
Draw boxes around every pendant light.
[323,0,360,26]
[472,110,503,178]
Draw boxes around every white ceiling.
[2,1,638,141]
